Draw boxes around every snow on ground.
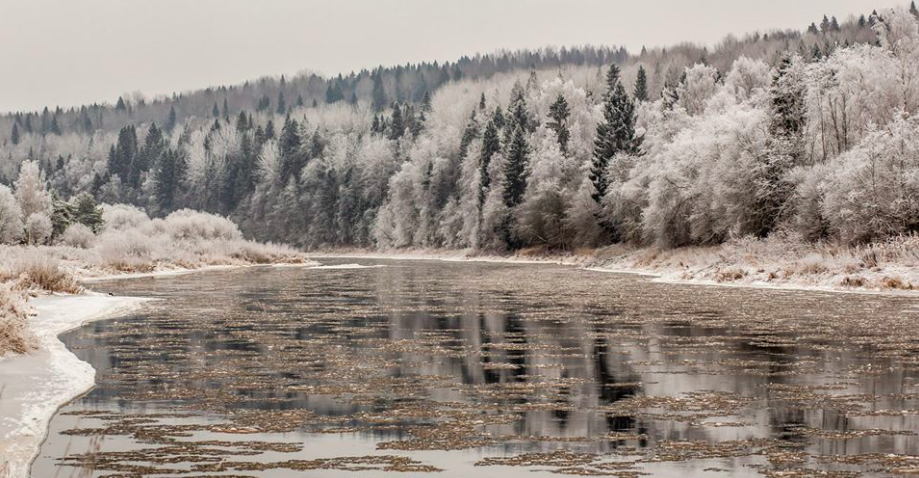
[0,294,148,478]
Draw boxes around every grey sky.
[0,0,903,113]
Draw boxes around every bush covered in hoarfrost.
[59,223,95,249]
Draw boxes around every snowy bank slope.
[0,295,147,478]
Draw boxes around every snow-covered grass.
[591,234,919,292]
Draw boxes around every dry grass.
[0,282,36,357]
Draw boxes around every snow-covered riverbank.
[0,294,148,478]
[315,236,919,295]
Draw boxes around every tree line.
[0,7,917,251]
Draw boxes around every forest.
[0,6,917,252]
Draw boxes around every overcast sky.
[0,0,903,113]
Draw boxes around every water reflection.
[32,259,919,477]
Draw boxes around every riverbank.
[0,294,148,478]
[315,235,919,295]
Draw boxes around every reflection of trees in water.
[64,262,919,459]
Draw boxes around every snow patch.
[0,295,148,478]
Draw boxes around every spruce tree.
[50,115,61,135]
[634,66,649,102]
[10,123,19,145]
[236,111,249,133]
[479,120,501,208]
[166,106,177,131]
[212,102,220,118]
[277,91,287,115]
[590,64,639,203]
[372,71,387,111]
[222,98,230,118]
[548,93,570,154]
[278,116,303,183]
[503,124,528,209]
[155,148,187,214]
[820,15,831,34]
[389,103,405,140]
[912,1,919,17]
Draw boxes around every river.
[31,258,919,477]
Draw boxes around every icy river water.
[31,258,919,477]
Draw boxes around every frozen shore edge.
[0,294,149,478]
[312,248,919,297]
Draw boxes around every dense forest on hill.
[0,6,917,251]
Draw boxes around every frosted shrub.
[101,203,150,232]
[60,223,96,249]
[23,212,53,245]
[162,209,242,241]
[95,229,156,272]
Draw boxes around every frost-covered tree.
[14,160,51,217]
[0,185,23,244]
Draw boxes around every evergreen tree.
[155,148,187,214]
[590,64,639,203]
[236,111,249,133]
[820,15,832,34]
[296,94,305,107]
[115,96,127,112]
[504,124,528,208]
[325,82,344,103]
[830,16,840,32]
[479,93,487,111]
[265,120,276,139]
[807,23,820,35]
[257,95,271,112]
[548,93,571,154]
[372,71,387,111]
[912,1,919,17]
[421,91,433,113]
[49,115,61,135]
[50,195,75,238]
[389,103,405,140]
[634,66,649,102]
[108,125,138,184]
[10,123,19,145]
[222,98,230,118]
[71,193,104,232]
[769,55,806,139]
[166,105,177,131]
[480,120,501,207]
[212,102,220,118]
[277,91,287,115]
[278,116,304,183]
